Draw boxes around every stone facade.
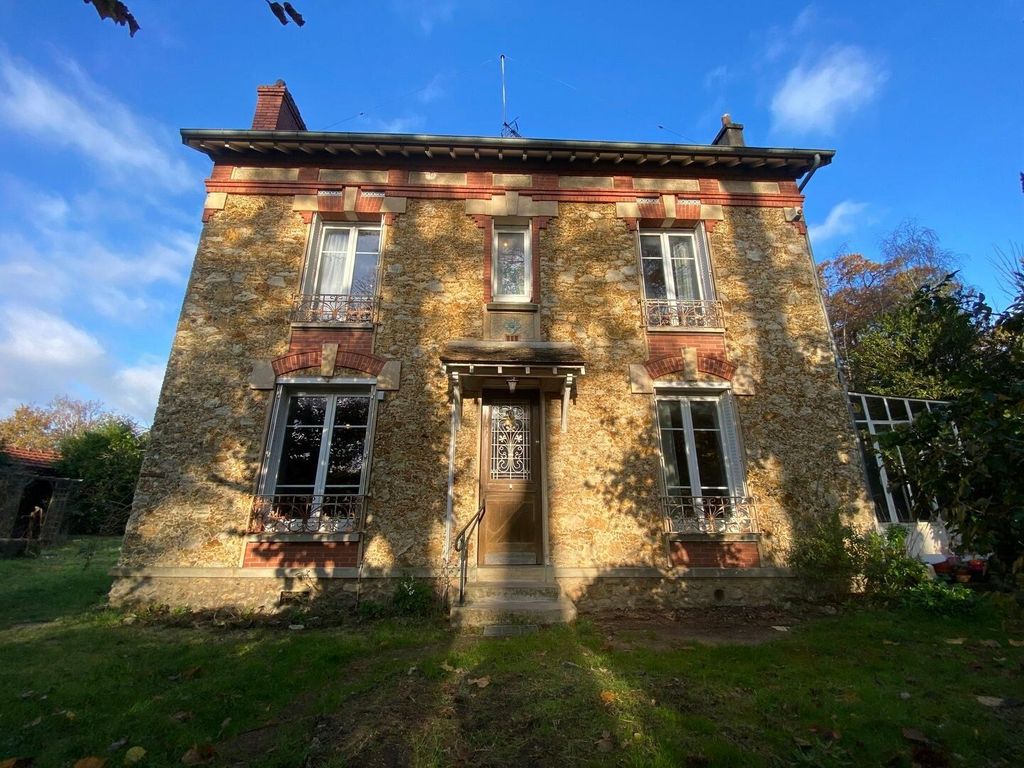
[112,88,874,610]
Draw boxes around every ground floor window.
[655,391,752,534]
[252,388,375,534]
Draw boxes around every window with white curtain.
[306,223,381,297]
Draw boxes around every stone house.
[111,81,874,618]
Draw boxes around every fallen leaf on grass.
[0,759,35,768]
[440,661,457,673]
[599,690,617,705]
[73,759,107,768]
[180,744,216,766]
[901,727,930,744]
[771,626,789,632]
[16,691,34,700]
[21,717,41,730]
[882,639,900,646]
[944,638,965,645]
[467,676,490,689]
[170,711,193,722]
[1008,639,1023,647]
[595,732,615,752]
[899,692,912,700]
[911,743,951,768]
[976,696,1004,707]
[979,639,1001,648]
[107,738,128,752]
[171,667,202,682]
[124,747,146,765]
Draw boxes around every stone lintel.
[633,178,700,192]
[409,171,467,186]
[292,194,318,211]
[248,360,276,390]
[231,167,299,181]
[318,169,389,184]
[376,360,402,391]
[320,343,339,376]
[465,194,558,218]
[558,175,614,189]
[628,363,654,394]
[720,180,780,195]
[204,191,227,210]
[493,173,532,187]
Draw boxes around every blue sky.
[0,1,1020,424]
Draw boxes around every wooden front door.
[479,393,542,566]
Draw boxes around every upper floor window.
[639,228,722,328]
[492,226,531,302]
[293,222,381,323]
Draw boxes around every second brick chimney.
[252,80,306,131]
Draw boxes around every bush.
[789,510,861,594]
[898,580,978,615]
[791,510,927,600]
[857,526,927,599]
[392,577,438,617]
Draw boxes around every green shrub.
[392,577,438,617]
[898,580,978,615]
[856,526,927,599]
[789,510,861,594]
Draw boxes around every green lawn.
[0,540,1021,767]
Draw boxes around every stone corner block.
[204,192,227,210]
[731,366,756,396]
[248,360,276,390]
[292,194,318,212]
[700,204,724,220]
[377,360,402,391]
[628,364,654,394]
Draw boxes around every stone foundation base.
[110,566,803,613]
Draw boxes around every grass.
[0,539,1021,767]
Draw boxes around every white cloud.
[0,306,104,365]
[109,359,166,422]
[809,200,868,243]
[703,65,730,91]
[771,46,886,134]
[0,52,192,192]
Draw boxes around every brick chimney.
[252,80,306,131]
[711,113,745,147]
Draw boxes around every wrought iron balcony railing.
[249,493,365,535]
[662,495,757,535]
[642,298,725,329]
[290,294,376,324]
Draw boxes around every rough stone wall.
[709,207,875,563]
[119,195,307,568]
[540,203,665,569]
[367,200,484,570]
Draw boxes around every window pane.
[322,229,350,254]
[355,229,380,254]
[275,426,322,490]
[866,396,888,421]
[287,396,327,426]
[657,400,684,429]
[690,401,719,430]
[495,231,527,296]
[351,253,378,296]
[849,396,864,418]
[640,235,662,260]
[889,399,911,422]
[334,396,370,426]
[316,249,349,294]
[326,426,366,487]
[660,427,691,493]
[642,257,668,299]
[671,255,700,300]
[667,235,695,260]
[693,430,727,494]
[908,400,928,416]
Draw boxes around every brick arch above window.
[645,353,736,382]
[271,349,387,377]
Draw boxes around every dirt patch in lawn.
[591,606,826,650]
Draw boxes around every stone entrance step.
[450,579,576,629]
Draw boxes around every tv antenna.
[500,54,521,138]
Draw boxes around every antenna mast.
[499,54,521,138]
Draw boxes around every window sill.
[487,302,539,313]
[666,532,760,542]
[246,532,361,543]
[289,321,375,330]
[646,325,725,333]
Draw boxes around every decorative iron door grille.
[490,402,531,480]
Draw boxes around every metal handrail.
[662,495,757,535]
[290,293,377,324]
[453,503,485,605]
[641,298,725,328]
[249,493,365,534]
